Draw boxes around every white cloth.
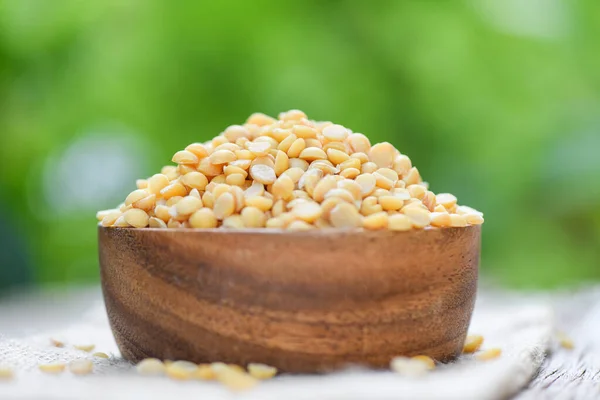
[0,293,554,400]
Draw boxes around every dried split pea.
[289,158,310,171]
[208,150,236,165]
[312,176,338,203]
[123,209,149,228]
[172,150,198,165]
[411,355,435,370]
[198,158,223,176]
[136,358,165,376]
[430,212,451,227]
[360,196,382,216]
[351,151,369,164]
[250,164,276,185]
[166,360,198,380]
[463,334,484,353]
[247,112,276,126]
[224,125,250,142]
[388,214,412,231]
[212,136,229,147]
[340,167,360,179]
[211,363,258,391]
[212,183,231,200]
[126,189,150,206]
[247,141,271,156]
[160,182,187,200]
[39,363,66,374]
[393,188,411,200]
[278,134,297,153]
[379,196,404,211]
[136,179,148,189]
[390,357,430,377]
[241,207,267,228]
[298,169,322,195]
[434,204,447,213]
[403,207,431,228]
[348,133,371,153]
[339,157,362,171]
[213,192,235,220]
[465,213,484,225]
[50,337,65,347]
[292,125,317,139]
[147,174,170,195]
[456,205,481,215]
[287,220,314,231]
[0,366,14,380]
[450,213,467,227]
[557,332,574,350]
[325,188,355,204]
[161,165,179,179]
[100,211,122,227]
[69,359,93,375]
[132,194,156,212]
[181,171,208,191]
[299,147,327,161]
[222,215,244,228]
[74,344,95,352]
[166,196,184,207]
[361,162,378,174]
[184,143,209,158]
[274,151,289,176]
[279,109,307,121]
[245,196,273,212]
[310,160,338,175]
[245,181,265,197]
[337,179,362,200]
[403,167,422,185]
[369,142,395,168]
[280,167,304,184]
[168,219,183,228]
[194,364,216,380]
[266,217,284,228]
[408,184,426,200]
[292,201,322,223]
[436,193,457,209]
[247,363,277,380]
[475,348,502,361]
[322,124,349,142]
[287,138,306,158]
[271,174,295,200]
[96,210,113,221]
[422,191,436,211]
[327,148,350,165]
[175,196,202,216]
[178,164,196,175]
[224,165,248,177]
[113,215,130,227]
[330,203,362,228]
[363,211,389,230]
[393,154,412,176]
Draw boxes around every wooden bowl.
[98,225,480,372]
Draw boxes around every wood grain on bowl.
[98,226,480,373]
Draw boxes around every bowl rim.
[97,224,479,236]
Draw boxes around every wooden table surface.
[1,285,599,399]
[515,287,600,399]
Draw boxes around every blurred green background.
[1,0,599,291]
